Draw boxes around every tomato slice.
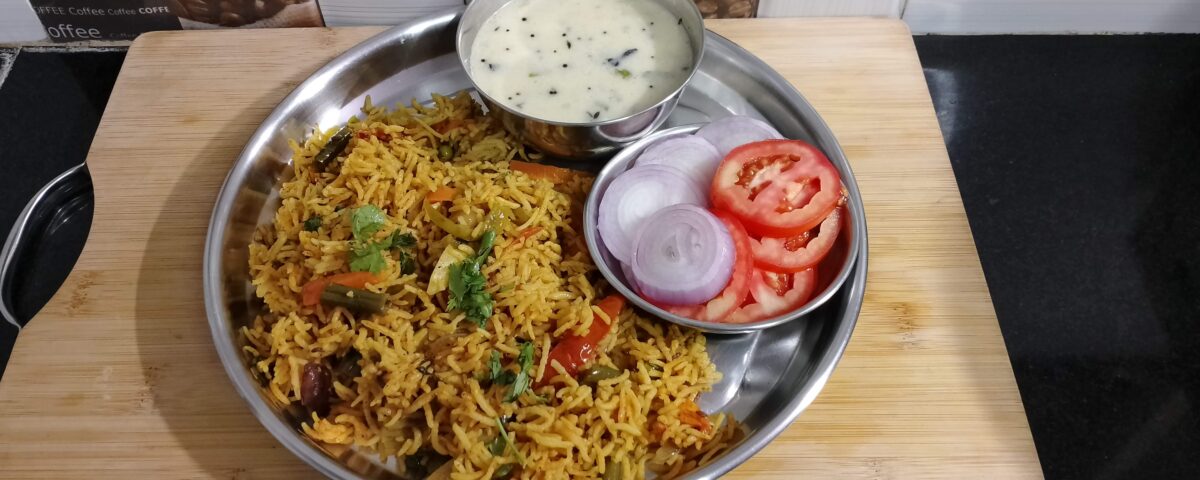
[726,267,817,324]
[664,210,753,322]
[751,206,843,273]
[535,294,625,387]
[711,140,841,238]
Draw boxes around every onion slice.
[636,136,722,192]
[597,164,705,264]
[695,115,783,157]
[631,205,735,306]
[619,261,639,291]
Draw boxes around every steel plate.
[204,8,868,479]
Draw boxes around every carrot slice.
[510,161,577,184]
[434,118,464,134]
[301,272,380,306]
[516,226,542,242]
[425,186,457,204]
[678,400,713,432]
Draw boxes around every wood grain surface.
[0,19,1042,479]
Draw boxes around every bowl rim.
[454,0,707,127]
[583,123,864,334]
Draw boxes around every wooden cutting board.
[0,19,1042,479]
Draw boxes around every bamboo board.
[0,19,1042,479]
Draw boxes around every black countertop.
[916,35,1200,480]
[2,35,1199,479]
[0,48,122,376]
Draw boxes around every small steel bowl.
[456,0,705,160]
[584,125,863,334]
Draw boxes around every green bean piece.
[313,126,353,171]
[602,459,623,480]
[437,144,455,161]
[320,284,386,315]
[579,366,623,386]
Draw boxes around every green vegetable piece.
[528,73,539,78]
[488,435,506,456]
[437,144,455,161]
[616,69,631,79]
[303,216,321,232]
[351,205,387,239]
[505,367,530,403]
[398,252,417,275]
[313,126,352,171]
[476,230,496,264]
[602,459,623,480]
[579,366,623,386]
[348,228,415,275]
[493,463,516,479]
[518,341,535,371]
[448,262,493,328]
[489,351,502,383]
[495,371,516,385]
[424,204,476,241]
[348,241,387,274]
[494,418,526,465]
[504,342,536,402]
[447,229,498,328]
[320,284,386,315]
[482,208,512,235]
[428,244,473,295]
[390,231,417,249]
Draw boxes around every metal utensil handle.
[0,163,91,330]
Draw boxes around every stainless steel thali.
[204,8,868,479]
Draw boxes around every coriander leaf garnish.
[303,216,321,232]
[448,262,492,327]
[345,205,417,275]
[504,341,535,402]
[493,417,526,465]
[397,252,416,275]
[351,205,387,239]
[448,229,497,328]
[488,434,506,456]
[389,231,417,249]
[489,351,502,383]
[616,69,631,79]
[349,241,387,274]
[493,463,516,479]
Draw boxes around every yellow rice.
[243,92,739,479]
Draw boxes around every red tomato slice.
[751,207,843,273]
[664,210,753,322]
[726,267,817,324]
[711,140,841,238]
[535,294,625,387]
